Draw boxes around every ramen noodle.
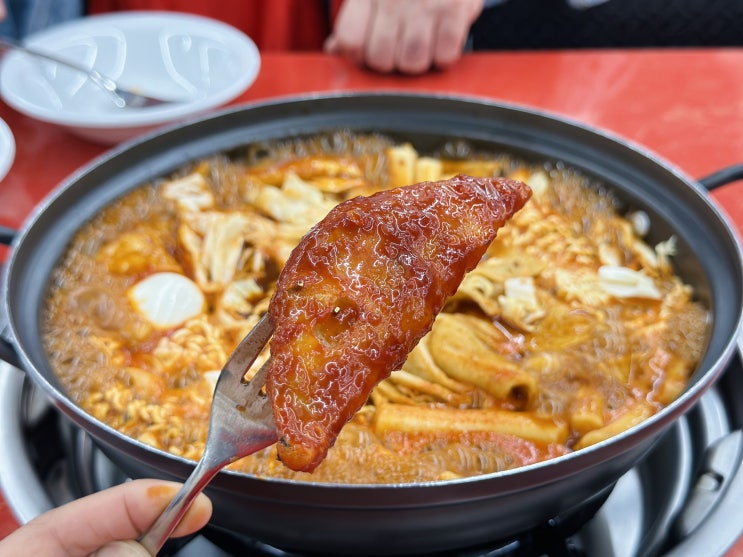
[42,132,708,484]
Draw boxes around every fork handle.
[0,37,90,74]
[138,453,223,555]
[0,37,125,107]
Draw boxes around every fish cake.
[265,174,532,472]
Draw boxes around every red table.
[1,50,743,555]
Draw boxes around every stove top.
[1,353,743,556]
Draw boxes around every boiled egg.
[128,272,205,328]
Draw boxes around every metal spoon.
[0,37,177,108]
[138,314,277,555]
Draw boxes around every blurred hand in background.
[325,0,485,75]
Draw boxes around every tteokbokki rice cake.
[41,132,708,484]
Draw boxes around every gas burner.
[2,356,743,556]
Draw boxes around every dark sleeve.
[470,0,743,50]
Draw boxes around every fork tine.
[218,314,273,390]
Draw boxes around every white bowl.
[0,117,15,183]
[0,11,260,144]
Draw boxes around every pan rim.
[3,91,742,495]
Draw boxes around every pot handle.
[0,223,22,368]
[0,334,21,369]
[698,164,743,191]
[0,271,21,367]
[0,224,15,245]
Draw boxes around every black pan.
[2,93,742,555]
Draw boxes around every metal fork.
[138,314,277,555]
[0,37,177,108]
